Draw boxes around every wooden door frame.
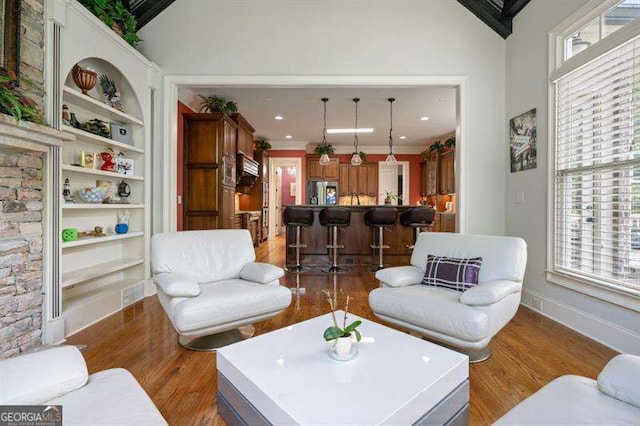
[162,75,468,234]
[269,157,303,239]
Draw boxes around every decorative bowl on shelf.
[77,187,107,204]
[72,64,97,95]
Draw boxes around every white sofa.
[151,229,292,351]
[497,354,640,424]
[0,346,166,425]
[369,233,527,362]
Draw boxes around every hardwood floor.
[67,235,618,425]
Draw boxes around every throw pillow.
[422,255,482,291]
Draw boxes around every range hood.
[236,154,259,189]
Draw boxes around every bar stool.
[365,207,397,271]
[400,207,436,249]
[282,207,314,272]
[319,207,351,273]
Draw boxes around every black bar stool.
[282,207,314,272]
[400,207,436,249]
[319,207,351,273]
[365,207,397,271]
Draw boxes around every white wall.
[138,0,506,236]
[506,0,640,354]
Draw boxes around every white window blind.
[554,34,640,294]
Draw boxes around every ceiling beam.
[133,0,176,29]
[457,0,512,39]
[502,0,532,18]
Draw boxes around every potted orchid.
[322,290,362,360]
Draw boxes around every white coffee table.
[217,311,469,425]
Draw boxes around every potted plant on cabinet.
[322,290,362,361]
[78,0,140,46]
[198,95,238,115]
[254,136,272,152]
[315,143,335,157]
[444,136,456,151]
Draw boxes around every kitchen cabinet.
[438,150,455,194]
[440,213,456,233]
[306,157,339,181]
[232,113,255,160]
[240,212,261,246]
[238,148,270,242]
[339,164,349,196]
[364,163,378,196]
[183,113,237,230]
[348,165,359,195]
[425,151,438,196]
[419,161,427,197]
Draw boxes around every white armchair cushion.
[240,262,284,284]
[375,266,424,287]
[598,354,640,408]
[459,280,522,306]
[153,273,200,297]
[0,346,88,404]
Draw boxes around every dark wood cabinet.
[419,161,427,197]
[348,165,359,195]
[438,150,455,194]
[440,213,456,232]
[232,113,255,159]
[364,163,378,197]
[425,151,438,196]
[183,113,237,230]
[306,157,339,181]
[338,164,349,196]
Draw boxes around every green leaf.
[323,326,345,341]
[344,320,362,333]
[354,329,362,342]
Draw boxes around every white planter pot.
[334,336,353,359]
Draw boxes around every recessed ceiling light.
[285,135,293,139]
[326,128,374,134]
[399,136,407,140]
[275,115,284,120]
[420,116,430,121]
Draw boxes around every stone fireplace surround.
[0,114,71,358]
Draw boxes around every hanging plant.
[198,95,238,115]
[428,140,442,153]
[315,144,335,156]
[444,136,456,149]
[0,70,46,125]
[79,0,140,47]
[255,136,272,152]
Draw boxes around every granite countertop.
[285,205,456,214]
[235,210,261,214]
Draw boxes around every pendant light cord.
[321,97,329,148]
[388,98,395,155]
[353,98,360,153]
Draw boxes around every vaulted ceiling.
[129,0,530,38]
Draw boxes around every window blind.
[554,34,640,294]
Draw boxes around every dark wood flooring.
[67,235,618,425]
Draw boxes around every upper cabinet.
[338,162,378,197]
[425,151,439,196]
[438,150,455,195]
[307,157,339,181]
[232,113,255,159]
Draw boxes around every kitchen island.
[284,205,455,268]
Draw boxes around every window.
[554,34,640,295]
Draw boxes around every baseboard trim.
[521,290,640,355]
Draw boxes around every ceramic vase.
[334,336,353,359]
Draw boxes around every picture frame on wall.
[110,123,133,145]
[509,108,537,173]
[80,150,96,169]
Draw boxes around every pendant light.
[385,98,397,165]
[319,97,331,166]
[350,98,363,166]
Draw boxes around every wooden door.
[439,150,455,194]
[183,117,219,230]
[426,152,438,196]
[339,164,349,196]
[365,163,378,197]
[324,158,340,180]
[307,158,323,180]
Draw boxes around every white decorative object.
[117,157,134,175]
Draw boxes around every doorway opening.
[269,158,303,238]
[378,162,410,205]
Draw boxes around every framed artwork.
[509,108,537,173]
[110,123,133,145]
[1,0,21,76]
[290,182,296,197]
[80,150,96,169]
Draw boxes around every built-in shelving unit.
[56,2,158,338]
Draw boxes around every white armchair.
[497,354,640,424]
[0,346,166,425]
[151,230,292,351]
[369,233,527,362]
